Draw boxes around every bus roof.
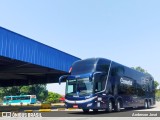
[4,95,36,97]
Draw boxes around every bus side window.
[7,98,10,101]
[12,97,16,100]
[94,73,106,92]
[106,79,112,94]
[95,82,102,92]
[111,66,124,76]
[96,59,110,73]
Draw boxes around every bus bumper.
[65,101,96,109]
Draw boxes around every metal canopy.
[0,27,80,87]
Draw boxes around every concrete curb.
[39,109,52,112]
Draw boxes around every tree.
[0,86,20,96]
[0,86,21,102]
[20,84,48,102]
[131,66,151,75]
[132,66,146,73]
[155,90,160,101]
[154,81,159,90]
[45,92,62,103]
[0,84,48,102]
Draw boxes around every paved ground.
[0,102,159,119]
[136,101,160,111]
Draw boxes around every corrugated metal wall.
[0,27,80,72]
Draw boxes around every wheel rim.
[145,101,147,108]
[148,102,150,108]
[93,109,98,112]
[117,101,120,110]
[83,109,89,112]
[109,101,112,111]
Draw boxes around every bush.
[45,92,62,103]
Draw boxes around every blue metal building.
[0,27,80,87]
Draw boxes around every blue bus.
[3,95,37,105]
[59,58,155,113]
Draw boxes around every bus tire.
[147,100,151,109]
[114,100,121,112]
[125,107,133,110]
[93,109,98,112]
[83,109,89,113]
[106,100,113,112]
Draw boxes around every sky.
[0,0,160,95]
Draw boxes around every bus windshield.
[66,78,93,96]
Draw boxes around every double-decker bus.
[3,95,36,105]
[59,58,155,113]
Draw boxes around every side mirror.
[89,72,105,82]
[59,75,68,85]
[93,72,106,81]
[93,72,104,77]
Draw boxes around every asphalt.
[0,102,159,118]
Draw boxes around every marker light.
[69,67,72,73]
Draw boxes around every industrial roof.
[0,27,80,86]
[0,27,80,72]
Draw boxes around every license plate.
[73,105,78,108]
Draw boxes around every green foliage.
[154,81,159,90]
[20,84,48,102]
[45,92,62,103]
[0,86,21,100]
[155,90,160,101]
[0,86,20,102]
[20,86,30,94]
[0,84,48,102]
[131,66,151,75]
[0,84,63,103]
[132,66,146,73]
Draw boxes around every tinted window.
[94,74,106,93]
[119,77,136,95]
[66,79,77,95]
[21,96,30,100]
[111,62,125,76]
[71,58,97,75]
[106,78,112,94]
[5,97,11,101]
[12,97,20,100]
[96,59,110,72]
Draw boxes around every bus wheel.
[125,107,133,110]
[147,100,151,109]
[114,100,121,112]
[83,109,89,113]
[106,100,113,112]
[93,109,98,112]
[144,100,148,109]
